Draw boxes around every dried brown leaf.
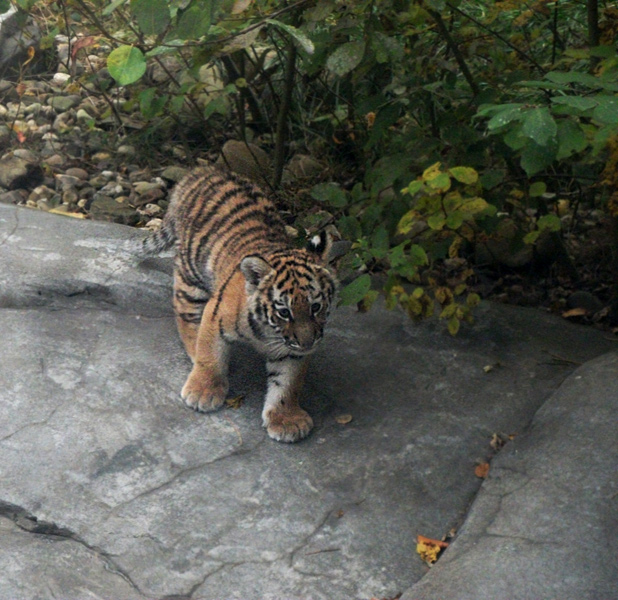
[475,462,490,479]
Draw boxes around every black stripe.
[247,312,265,340]
[268,354,304,362]
[211,268,238,318]
[193,200,265,259]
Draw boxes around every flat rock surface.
[402,351,618,600]
[1,204,616,600]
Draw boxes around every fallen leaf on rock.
[416,534,449,565]
[562,307,587,318]
[490,432,517,450]
[225,395,245,410]
[48,208,86,219]
[475,462,490,478]
[335,413,353,424]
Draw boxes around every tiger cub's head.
[240,232,338,358]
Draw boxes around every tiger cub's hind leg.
[173,266,210,362]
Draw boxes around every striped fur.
[142,166,338,442]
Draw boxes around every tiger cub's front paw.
[181,373,228,413]
[263,407,314,443]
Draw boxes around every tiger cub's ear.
[306,230,332,263]
[307,230,351,265]
[240,256,274,292]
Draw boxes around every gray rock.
[161,165,189,182]
[287,154,325,180]
[133,181,163,195]
[0,7,44,79]
[0,189,26,204]
[0,204,616,600]
[402,352,618,600]
[117,144,136,157]
[216,140,271,184]
[89,193,137,224]
[0,155,43,190]
[567,290,603,313]
[64,167,89,180]
[48,94,81,113]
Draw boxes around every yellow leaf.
[447,315,460,336]
[422,161,442,181]
[416,534,449,565]
[48,208,86,218]
[562,307,587,318]
[226,395,245,409]
[448,237,462,259]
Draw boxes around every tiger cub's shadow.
[224,342,336,429]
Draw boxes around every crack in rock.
[0,499,146,598]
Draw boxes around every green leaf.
[397,210,419,235]
[203,95,229,119]
[592,95,618,125]
[503,125,527,150]
[486,106,524,131]
[175,2,212,40]
[446,211,464,230]
[557,120,587,159]
[388,243,409,268]
[371,31,404,63]
[537,214,561,232]
[480,170,504,190]
[590,45,616,58]
[529,181,546,197]
[339,274,371,305]
[404,180,424,195]
[327,41,366,77]
[139,87,167,118]
[0,0,12,12]
[523,230,540,244]
[520,140,557,176]
[427,214,446,230]
[131,0,170,35]
[310,182,347,208]
[521,108,557,146]
[371,226,390,259]
[266,19,315,54]
[408,244,428,266]
[466,293,481,308]
[551,96,597,113]
[107,46,147,86]
[447,316,460,336]
[338,215,361,241]
[476,103,523,118]
[545,71,601,88]
[448,166,478,184]
[426,172,451,191]
[103,0,127,16]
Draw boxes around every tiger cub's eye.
[276,307,291,320]
[311,302,322,315]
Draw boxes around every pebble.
[133,181,163,195]
[64,167,89,180]
[56,174,83,189]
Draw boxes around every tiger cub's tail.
[124,217,176,259]
[140,219,176,255]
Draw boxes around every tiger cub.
[140,165,338,442]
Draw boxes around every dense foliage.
[11,0,618,331]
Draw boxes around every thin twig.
[273,39,297,188]
[446,2,546,74]
[429,9,479,97]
